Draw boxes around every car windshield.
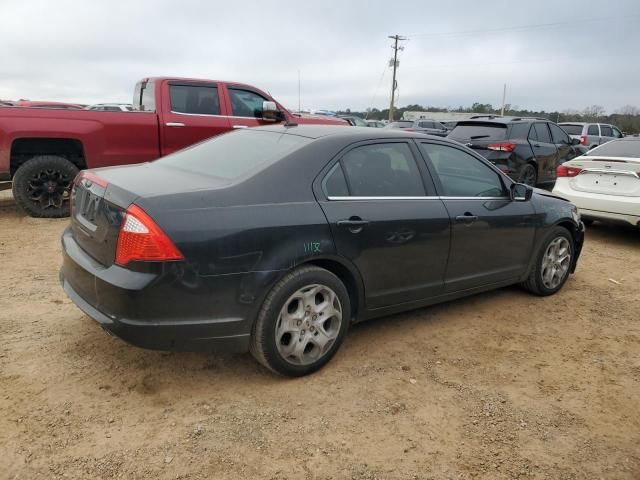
[448,123,507,140]
[586,139,640,158]
[155,129,311,179]
[560,124,583,135]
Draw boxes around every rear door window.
[534,123,552,143]
[587,125,599,135]
[322,163,349,197]
[170,84,220,115]
[339,143,425,197]
[600,125,613,137]
[448,123,507,141]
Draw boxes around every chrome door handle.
[455,214,478,224]
[165,122,185,127]
[337,218,369,234]
[232,125,248,129]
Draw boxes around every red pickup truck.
[0,77,347,217]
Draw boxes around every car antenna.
[283,118,298,127]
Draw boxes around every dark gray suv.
[448,117,583,186]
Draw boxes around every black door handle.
[533,143,541,148]
[337,217,369,233]
[455,213,478,225]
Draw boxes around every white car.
[552,138,640,227]
[85,103,133,112]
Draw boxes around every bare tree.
[582,105,606,121]
[616,105,640,116]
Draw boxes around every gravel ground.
[1,190,639,479]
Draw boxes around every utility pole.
[297,70,301,112]
[500,83,507,116]
[388,35,406,122]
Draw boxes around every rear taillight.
[115,204,183,266]
[74,170,109,188]
[557,165,583,177]
[580,135,587,145]
[487,142,516,152]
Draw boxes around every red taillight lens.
[115,204,183,266]
[74,170,109,188]
[487,142,516,152]
[557,164,583,177]
[580,135,587,145]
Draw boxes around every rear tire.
[250,266,350,377]
[521,226,574,296]
[517,163,537,186]
[12,156,79,218]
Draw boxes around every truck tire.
[12,156,79,218]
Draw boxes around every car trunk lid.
[70,163,231,267]
[567,156,640,197]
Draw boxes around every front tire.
[12,156,79,218]
[521,226,574,296]
[250,266,351,376]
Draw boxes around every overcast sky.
[1,0,639,113]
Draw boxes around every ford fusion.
[60,125,584,376]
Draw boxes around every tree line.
[339,104,640,134]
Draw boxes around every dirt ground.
[1,189,639,480]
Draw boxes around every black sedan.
[60,125,584,376]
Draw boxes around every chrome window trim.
[170,110,264,120]
[327,196,510,201]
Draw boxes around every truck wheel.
[12,156,79,218]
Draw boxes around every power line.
[406,13,640,38]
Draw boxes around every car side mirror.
[262,101,281,122]
[571,137,580,145]
[510,182,533,202]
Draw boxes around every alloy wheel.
[541,237,571,289]
[27,168,72,210]
[275,284,343,366]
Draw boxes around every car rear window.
[586,140,640,158]
[559,124,583,135]
[448,123,507,141]
[155,130,311,180]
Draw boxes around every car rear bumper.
[60,227,253,352]
[553,180,640,227]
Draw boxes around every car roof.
[255,124,443,140]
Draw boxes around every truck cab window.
[228,88,267,118]
[170,85,220,115]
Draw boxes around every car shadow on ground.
[584,221,639,247]
[67,284,524,392]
